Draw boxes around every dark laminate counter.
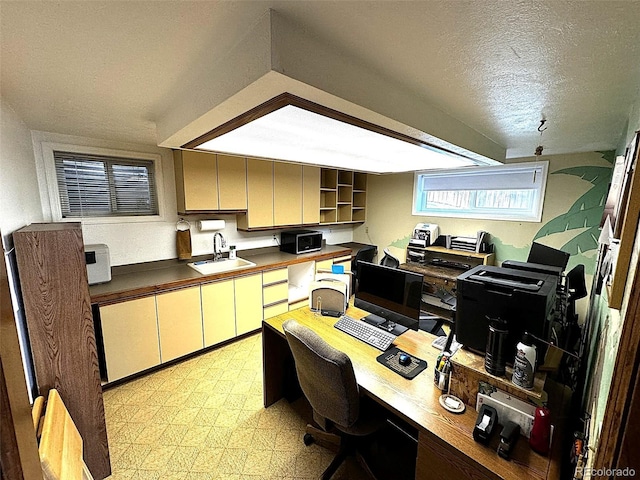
[90,245,352,305]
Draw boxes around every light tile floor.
[103,333,369,479]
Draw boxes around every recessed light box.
[188,94,496,174]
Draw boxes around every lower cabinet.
[156,286,204,362]
[201,279,237,347]
[235,273,264,335]
[100,296,161,382]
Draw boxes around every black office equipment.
[354,262,423,334]
[473,404,498,444]
[501,259,563,282]
[497,421,521,460]
[455,265,558,360]
[527,242,570,270]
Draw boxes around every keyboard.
[334,315,397,351]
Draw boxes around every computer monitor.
[528,242,570,270]
[354,262,422,334]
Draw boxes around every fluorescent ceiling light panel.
[197,105,486,173]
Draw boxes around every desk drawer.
[417,433,496,480]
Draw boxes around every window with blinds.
[412,161,548,222]
[54,151,159,217]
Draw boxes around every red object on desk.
[530,406,551,454]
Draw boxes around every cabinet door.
[235,274,263,335]
[217,154,247,210]
[156,286,203,362]
[174,150,218,212]
[201,280,236,347]
[274,162,303,226]
[100,297,160,382]
[302,165,321,224]
[242,159,273,228]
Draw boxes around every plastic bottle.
[512,332,537,389]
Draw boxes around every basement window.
[412,161,548,222]
[53,151,159,218]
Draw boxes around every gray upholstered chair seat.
[283,319,386,479]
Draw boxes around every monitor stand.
[362,313,408,336]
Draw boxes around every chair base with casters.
[302,408,385,480]
[282,319,387,480]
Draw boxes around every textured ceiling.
[1,1,639,159]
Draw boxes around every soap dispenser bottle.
[512,332,537,389]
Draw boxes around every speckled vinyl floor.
[103,333,370,479]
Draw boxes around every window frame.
[412,161,548,222]
[42,142,166,224]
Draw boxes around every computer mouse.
[398,353,411,366]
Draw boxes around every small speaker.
[309,280,348,314]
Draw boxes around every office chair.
[351,244,377,293]
[283,319,387,480]
[379,248,400,268]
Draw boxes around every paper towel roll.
[198,220,226,232]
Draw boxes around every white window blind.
[412,161,548,222]
[54,151,159,218]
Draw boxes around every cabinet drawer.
[263,268,288,285]
[263,302,289,320]
[263,282,288,306]
[315,259,333,272]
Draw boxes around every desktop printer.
[409,223,439,248]
[455,265,558,360]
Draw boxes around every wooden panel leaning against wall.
[0,240,43,480]
[13,223,111,479]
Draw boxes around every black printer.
[455,265,558,360]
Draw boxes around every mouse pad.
[377,347,427,379]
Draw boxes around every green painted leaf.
[534,206,603,240]
[552,166,612,185]
[562,225,601,254]
[565,182,609,215]
[597,150,616,165]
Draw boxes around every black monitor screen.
[354,262,423,331]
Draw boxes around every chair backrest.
[379,248,400,268]
[283,319,360,428]
[352,245,377,272]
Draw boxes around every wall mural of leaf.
[534,162,613,255]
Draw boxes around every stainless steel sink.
[187,258,256,275]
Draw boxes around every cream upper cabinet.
[201,279,236,347]
[217,154,247,210]
[274,162,303,226]
[234,273,263,335]
[174,150,219,213]
[238,159,274,229]
[99,296,160,382]
[302,166,321,224]
[156,286,203,362]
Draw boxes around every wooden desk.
[262,306,560,480]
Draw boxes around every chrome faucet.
[213,232,226,261]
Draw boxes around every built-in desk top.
[263,306,560,479]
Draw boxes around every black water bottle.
[485,317,508,376]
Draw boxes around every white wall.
[30,131,353,266]
[0,100,44,242]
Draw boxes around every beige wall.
[357,151,612,274]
